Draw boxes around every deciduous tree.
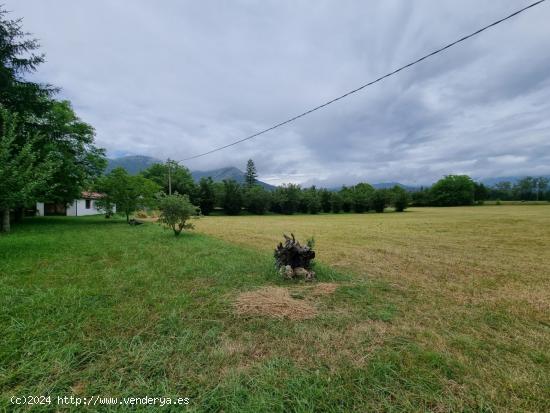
[330,192,343,213]
[35,100,106,204]
[353,183,374,213]
[319,189,332,213]
[430,175,475,206]
[271,184,301,215]
[142,161,197,202]
[95,167,160,222]
[198,177,216,215]
[0,109,57,232]
[391,186,410,212]
[339,186,354,212]
[371,189,390,213]
[245,185,271,214]
[222,179,243,215]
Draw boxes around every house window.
[85,199,91,209]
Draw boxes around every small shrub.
[158,194,200,236]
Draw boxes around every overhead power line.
[179,0,546,162]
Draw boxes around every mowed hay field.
[196,205,550,410]
[0,206,548,412]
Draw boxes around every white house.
[36,192,115,216]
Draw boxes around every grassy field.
[1,206,549,411]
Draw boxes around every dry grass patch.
[234,282,340,320]
[235,286,317,320]
[310,282,338,296]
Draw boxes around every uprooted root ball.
[274,234,316,280]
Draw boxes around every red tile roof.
[81,191,103,200]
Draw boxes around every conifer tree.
[245,159,257,187]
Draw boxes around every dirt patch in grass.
[235,287,317,320]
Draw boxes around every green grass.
[1,210,549,412]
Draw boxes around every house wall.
[36,199,115,216]
[36,202,44,216]
[67,199,104,216]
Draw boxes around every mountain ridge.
[106,156,275,190]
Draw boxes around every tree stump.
[274,234,316,281]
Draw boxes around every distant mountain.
[191,166,244,183]
[106,156,275,190]
[106,155,159,174]
[192,167,276,190]
[372,182,418,191]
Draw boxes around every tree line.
[0,8,105,232]
[94,159,411,218]
[485,177,549,202]
[411,175,550,206]
[91,159,550,222]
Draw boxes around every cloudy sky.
[6,0,550,185]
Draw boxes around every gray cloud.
[7,0,550,185]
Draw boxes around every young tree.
[430,175,475,206]
[391,186,410,212]
[330,192,343,213]
[473,182,489,204]
[339,186,354,212]
[411,187,431,206]
[514,177,535,201]
[212,181,225,209]
[245,185,271,214]
[245,159,258,187]
[353,183,374,213]
[491,181,513,201]
[298,188,309,213]
[534,177,549,201]
[222,179,243,215]
[303,186,321,214]
[198,177,216,215]
[271,184,301,215]
[0,109,57,232]
[95,167,160,222]
[319,189,332,213]
[371,189,389,213]
[158,194,199,236]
